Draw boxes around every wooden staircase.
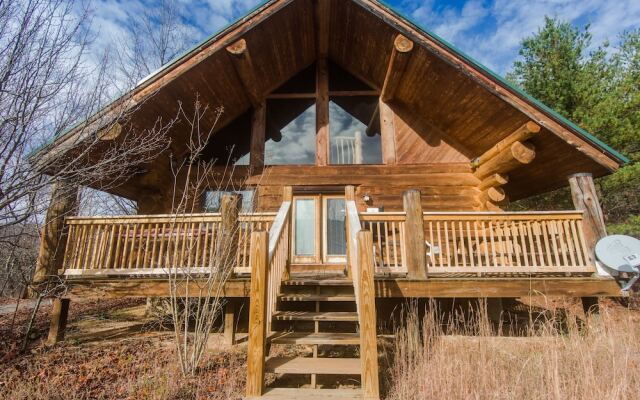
[260,277,363,398]
[245,188,379,399]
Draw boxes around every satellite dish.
[595,235,640,291]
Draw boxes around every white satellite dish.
[595,235,640,291]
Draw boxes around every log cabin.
[31,0,630,398]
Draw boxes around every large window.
[264,99,316,165]
[204,189,255,213]
[329,96,381,164]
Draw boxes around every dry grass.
[384,298,640,400]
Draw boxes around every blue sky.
[90,0,640,77]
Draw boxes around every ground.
[0,295,638,399]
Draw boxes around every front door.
[292,194,346,264]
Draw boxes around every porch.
[59,192,596,280]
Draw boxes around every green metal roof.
[34,0,629,166]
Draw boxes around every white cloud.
[404,0,640,75]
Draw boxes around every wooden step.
[283,279,353,286]
[252,388,363,399]
[270,332,360,345]
[265,357,361,375]
[272,311,358,322]
[279,293,355,302]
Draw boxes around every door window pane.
[329,97,382,164]
[326,198,346,256]
[295,199,316,256]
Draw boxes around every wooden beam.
[314,0,330,58]
[226,38,261,107]
[379,99,397,164]
[472,122,541,167]
[33,179,79,284]
[345,185,356,202]
[403,190,427,279]
[316,58,329,166]
[484,187,506,203]
[246,231,268,397]
[221,193,242,271]
[381,34,414,102]
[357,230,380,399]
[250,101,266,170]
[224,299,236,346]
[47,298,70,345]
[568,173,607,259]
[474,141,536,180]
[479,173,509,190]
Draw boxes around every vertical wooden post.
[357,230,380,399]
[246,231,268,397]
[379,99,397,165]
[568,173,607,252]
[47,298,70,345]
[220,193,242,271]
[403,190,427,279]
[250,101,266,170]
[345,185,356,279]
[282,186,293,280]
[316,58,329,166]
[224,299,236,346]
[568,173,606,314]
[33,179,79,284]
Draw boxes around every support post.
[47,298,70,345]
[316,57,329,166]
[221,193,242,272]
[569,173,607,314]
[357,230,380,399]
[345,185,356,279]
[379,99,397,164]
[282,186,293,279]
[33,179,79,284]
[246,231,268,398]
[250,101,266,170]
[403,190,427,279]
[224,299,236,346]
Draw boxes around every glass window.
[329,96,381,164]
[201,111,251,166]
[204,190,255,213]
[265,99,316,165]
[325,198,346,256]
[294,199,316,256]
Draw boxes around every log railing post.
[568,173,607,315]
[246,231,268,397]
[33,178,79,284]
[220,193,242,272]
[357,230,380,399]
[403,190,427,279]
[345,185,357,279]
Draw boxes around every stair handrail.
[265,199,292,333]
[346,196,380,399]
[346,199,363,313]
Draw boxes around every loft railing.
[423,211,594,274]
[61,212,276,276]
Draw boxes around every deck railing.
[62,212,275,276]
[423,211,594,274]
[360,212,407,274]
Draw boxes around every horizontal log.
[472,121,540,167]
[479,173,509,190]
[485,186,506,202]
[474,141,536,180]
[62,277,622,298]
